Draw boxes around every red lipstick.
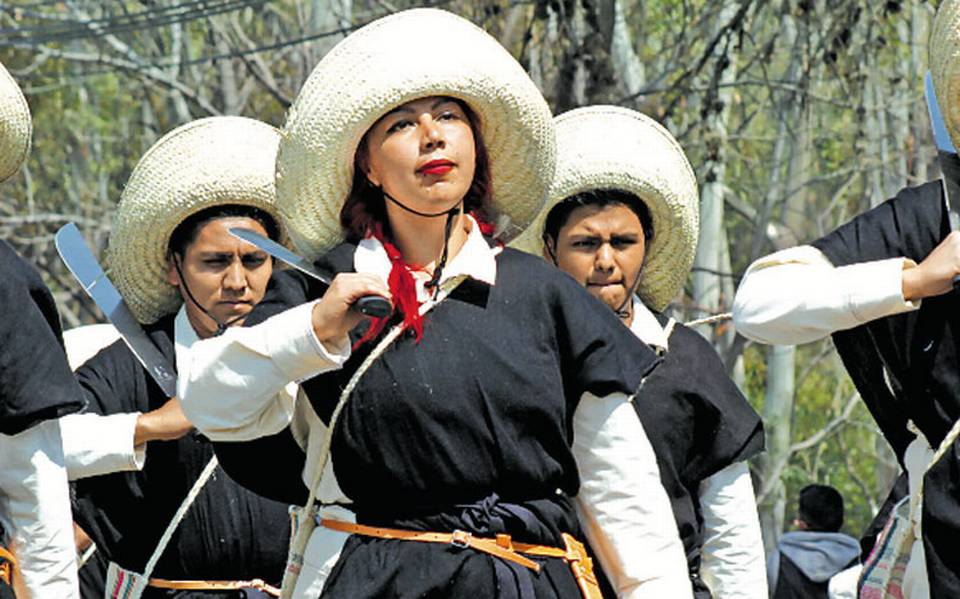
[418,159,454,176]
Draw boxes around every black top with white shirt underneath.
[223,242,660,599]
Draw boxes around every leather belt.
[148,577,280,597]
[320,519,602,599]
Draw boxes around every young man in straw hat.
[176,8,693,598]
[68,116,302,599]
[512,105,766,599]
[733,1,960,596]
[0,60,86,598]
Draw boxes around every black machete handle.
[356,295,393,318]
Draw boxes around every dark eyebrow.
[432,98,457,110]
[383,105,415,118]
[198,252,234,259]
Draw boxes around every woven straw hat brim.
[109,116,286,324]
[511,106,699,312]
[276,8,556,257]
[932,0,960,149]
[0,61,31,183]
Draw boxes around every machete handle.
[356,295,393,318]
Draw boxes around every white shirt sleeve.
[698,461,767,598]
[60,412,145,481]
[178,301,351,442]
[0,419,80,598]
[572,391,693,599]
[732,246,920,345]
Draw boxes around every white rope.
[684,312,732,328]
[142,455,219,580]
[280,276,466,598]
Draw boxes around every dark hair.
[542,188,654,247]
[340,98,492,242]
[167,204,280,258]
[798,484,845,532]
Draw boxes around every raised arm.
[732,245,918,345]
[178,272,389,441]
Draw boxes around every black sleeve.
[212,429,310,505]
[544,261,660,406]
[0,241,84,434]
[74,339,153,417]
[672,325,764,481]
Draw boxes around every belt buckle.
[450,529,472,549]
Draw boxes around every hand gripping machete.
[228,227,393,318]
[925,71,960,290]
[55,223,178,397]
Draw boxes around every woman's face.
[550,203,647,313]
[361,96,476,213]
[165,216,273,338]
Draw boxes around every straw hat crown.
[511,105,699,312]
[276,8,556,257]
[0,61,31,183]
[109,116,285,324]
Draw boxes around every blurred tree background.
[0,0,939,554]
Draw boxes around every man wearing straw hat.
[733,1,960,596]
[69,116,301,599]
[0,60,86,598]
[512,105,767,599]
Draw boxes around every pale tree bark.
[691,2,742,335]
[608,0,645,101]
[757,344,796,555]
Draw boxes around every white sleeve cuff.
[698,462,767,598]
[61,412,145,481]
[572,391,692,598]
[840,257,920,323]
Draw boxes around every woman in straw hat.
[0,60,86,598]
[733,1,960,596]
[178,8,692,599]
[512,106,766,599]
[68,116,302,599]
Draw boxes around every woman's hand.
[902,231,960,300]
[312,273,392,344]
[134,397,194,445]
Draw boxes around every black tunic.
[634,314,764,598]
[222,244,661,598]
[71,315,292,598]
[0,239,84,434]
[810,180,960,598]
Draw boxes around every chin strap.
[173,256,246,337]
[381,190,461,295]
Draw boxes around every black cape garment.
[71,313,292,599]
[810,180,960,598]
[635,313,764,599]
[213,243,661,599]
[0,239,84,435]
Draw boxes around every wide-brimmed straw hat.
[275,8,556,257]
[109,116,285,324]
[0,61,31,183]
[511,105,699,312]
[931,0,960,148]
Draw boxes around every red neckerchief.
[352,212,492,350]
